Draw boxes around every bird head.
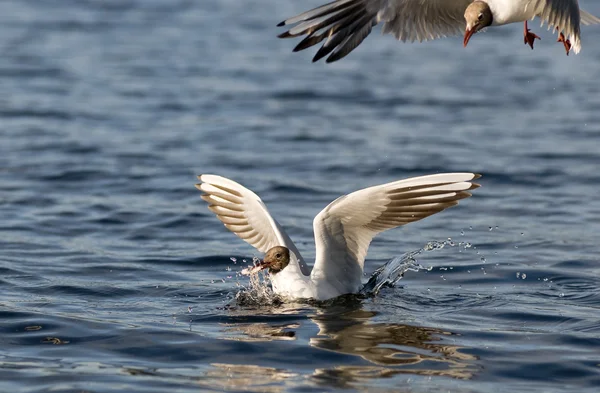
[242,246,290,275]
[262,246,290,274]
[463,1,493,47]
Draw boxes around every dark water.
[2,0,600,391]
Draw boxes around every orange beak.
[463,28,475,47]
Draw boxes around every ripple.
[2,0,600,391]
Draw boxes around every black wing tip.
[312,48,343,63]
[293,36,317,52]
[277,20,286,27]
[312,46,330,62]
[278,31,293,39]
[325,54,341,63]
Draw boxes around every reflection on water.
[199,364,298,393]
[208,304,478,390]
[310,309,478,380]
[221,322,299,342]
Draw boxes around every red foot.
[523,21,540,50]
[557,33,571,56]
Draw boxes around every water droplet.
[489,227,493,231]
[559,293,565,297]
[520,233,524,236]
[522,273,526,280]
[480,257,486,263]
[469,226,473,230]
[460,230,464,236]
[516,272,521,278]
[230,257,237,263]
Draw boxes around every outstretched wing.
[311,173,480,294]
[534,0,600,54]
[278,0,473,63]
[196,175,308,274]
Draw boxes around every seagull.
[277,0,600,62]
[196,173,480,301]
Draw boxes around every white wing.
[196,175,309,274]
[580,9,600,25]
[310,173,480,294]
[534,0,600,54]
[278,0,473,63]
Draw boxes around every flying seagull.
[277,0,600,62]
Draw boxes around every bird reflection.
[199,363,298,393]
[309,308,478,385]
[216,301,478,386]
[221,322,299,342]
[314,309,474,365]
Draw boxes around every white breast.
[487,0,538,25]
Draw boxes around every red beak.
[463,28,475,47]
[241,259,270,275]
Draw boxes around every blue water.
[2,0,600,391]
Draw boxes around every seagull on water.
[196,173,480,301]
[277,0,600,62]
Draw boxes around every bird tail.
[277,0,378,63]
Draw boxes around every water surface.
[2,0,600,392]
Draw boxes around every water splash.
[234,257,283,306]
[360,240,457,296]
